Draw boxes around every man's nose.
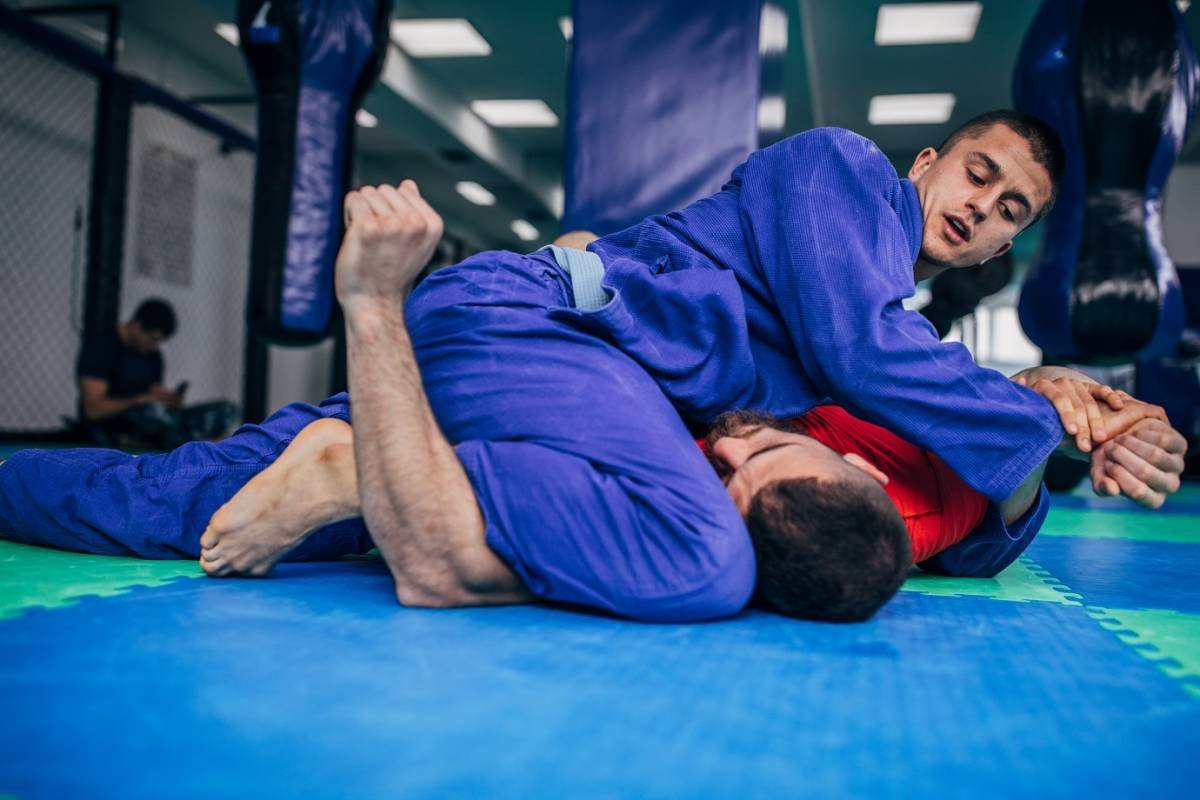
[968,194,995,223]
[711,437,753,470]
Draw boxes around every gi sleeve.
[735,129,1063,501]
[917,483,1050,577]
[454,439,755,623]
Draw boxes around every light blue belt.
[547,244,609,311]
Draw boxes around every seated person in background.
[76,298,239,448]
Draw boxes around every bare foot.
[200,417,358,577]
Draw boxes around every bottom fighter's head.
[703,410,912,622]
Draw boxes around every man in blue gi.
[0,111,1185,622]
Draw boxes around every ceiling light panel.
[758,95,786,131]
[456,181,496,206]
[511,220,539,241]
[868,93,956,125]
[875,3,982,46]
[471,100,559,128]
[214,23,239,46]
[391,18,492,57]
[759,3,788,55]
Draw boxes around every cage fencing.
[0,24,96,431]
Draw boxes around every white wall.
[267,340,336,410]
[120,104,253,407]
[1163,163,1200,265]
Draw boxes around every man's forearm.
[82,393,144,421]
[344,301,529,606]
[997,458,1048,525]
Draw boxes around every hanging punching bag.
[238,0,392,345]
[1013,0,1199,363]
[562,0,763,236]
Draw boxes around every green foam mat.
[0,540,202,620]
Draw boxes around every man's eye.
[1001,205,1014,222]
[968,171,984,186]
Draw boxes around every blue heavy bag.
[238,0,392,344]
[563,0,763,236]
[1013,0,1199,362]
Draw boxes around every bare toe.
[200,546,228,577]
[199,524,219,551]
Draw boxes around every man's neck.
[913,257,946,283]
[116,322,133,348]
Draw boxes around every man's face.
[703,412,890,516]
[909,123,1053,270]
[128,322,165,354]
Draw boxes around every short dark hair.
[938,109,1066,221]
[746,477,912,622]
[132,298,177,338]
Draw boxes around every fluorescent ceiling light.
[1178,0,1191,11]
[471,99,559,128]
[558,16,573,41]
[875,3,982,45]
[550,185,564,220]
[456,181,496,206]
[511,220,539,241]
[868,93,956,125]
[759,4,788,55]
[51,18,108,47]
[214,23,239,46]
[758,95,786,131]
[355,109,378,128]
[390,18,492,57]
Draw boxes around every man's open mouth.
[945,215,970,243]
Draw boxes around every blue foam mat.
[0,558,1197,798]
[1026,536,1200,614]
[1051,494,1200,515]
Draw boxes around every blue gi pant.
[0,250,755,622]
[0,394,372,561]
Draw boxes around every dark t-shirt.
[76,328,163,399]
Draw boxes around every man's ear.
[843,453,889,486]
[980,240,1013,265]
[908,147,938,181]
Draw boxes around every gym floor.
[0,441,1197,798]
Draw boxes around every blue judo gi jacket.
[583,127,1062,569]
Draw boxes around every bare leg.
[199,417,359,576]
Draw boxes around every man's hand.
[335,180,443,313]
[1012,366,1124,452]
[1089,418,1186,508]
[149,385,182,410]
